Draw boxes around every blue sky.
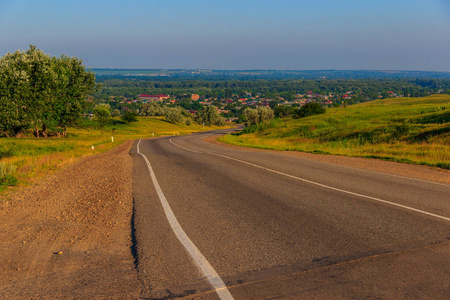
[1,0,449,70]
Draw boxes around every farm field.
[221,95,450,169]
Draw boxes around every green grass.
[0,117,223,191]
[220,95,450,169]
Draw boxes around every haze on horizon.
[1,0,449,71]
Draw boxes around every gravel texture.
[0,140,140,299]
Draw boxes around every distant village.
[101,90,403,121]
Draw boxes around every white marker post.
[111,136,114,142]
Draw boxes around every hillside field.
[220,95,450,169]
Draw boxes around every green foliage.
[95,76,448,102]
[244,106,274,125]
[0,45,100,138]
[139,102,167,116]
[121,111,138,123]
[195,106,225,126]
[165,107,185,124]
[296,102,326,118]
[274,105,297,118]
[241,119,278,134]
[111,109,121,117]
[93,104,111,134]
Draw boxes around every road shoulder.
[204,135,450,185]
[0,140,140,299]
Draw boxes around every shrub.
[111,109,121,117]
[165,107,184,124]
[296,103,326,118]
[121,111,138,123]
[195,106,224,126]
[244,106,274,126]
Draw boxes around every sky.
[1,0,450,71]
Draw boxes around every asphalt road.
[130,129,450,299]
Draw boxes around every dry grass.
[0,117,224,191]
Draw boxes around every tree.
[121,111,138,123]
[244,106,274,125]
[93,104,111,134]
[296,102,326,118]
[195,106,225,126]
[139,102,167,116]
[111,109,121,117]
[274,105,296,118]
[0,45,99,137]
[244,108,259,126]
[165,107,184,124]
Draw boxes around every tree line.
[94,77,450,101]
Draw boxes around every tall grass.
[221,95,450,169]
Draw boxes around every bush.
[111,109,121,117]
[195,106,225,126]
[244,106,274,125]
[121,111,138,123]
[165,107,184,124]
[296,102,326,118]
[93,104,111,134]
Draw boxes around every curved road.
[131,129,450,299]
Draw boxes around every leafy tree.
[165,107,184,124]
[195,106,225,126]
[274,105,296,118]
[111,109,121,117]
[244,106,274,125]
[0,45,99,137]
[244,108,259,126]
[93,104,111,134]
[121,111,138,123]
[296,102,326,118]
[139,102,167,116]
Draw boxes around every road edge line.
[208,152,450,223]
[136,139,234,300]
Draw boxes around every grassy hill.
[220,95,450,169]
[0,117,221,191]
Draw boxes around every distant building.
[137,94,169,102]
[191,94,200,101]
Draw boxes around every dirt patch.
[0,140,140,299]
[204,135,450,185]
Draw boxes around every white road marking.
[137,140,234,300]
[170,138,203,153]
[169,138,450,223]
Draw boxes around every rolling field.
[221,95,450,169]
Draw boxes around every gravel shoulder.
[0,140,140,299]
